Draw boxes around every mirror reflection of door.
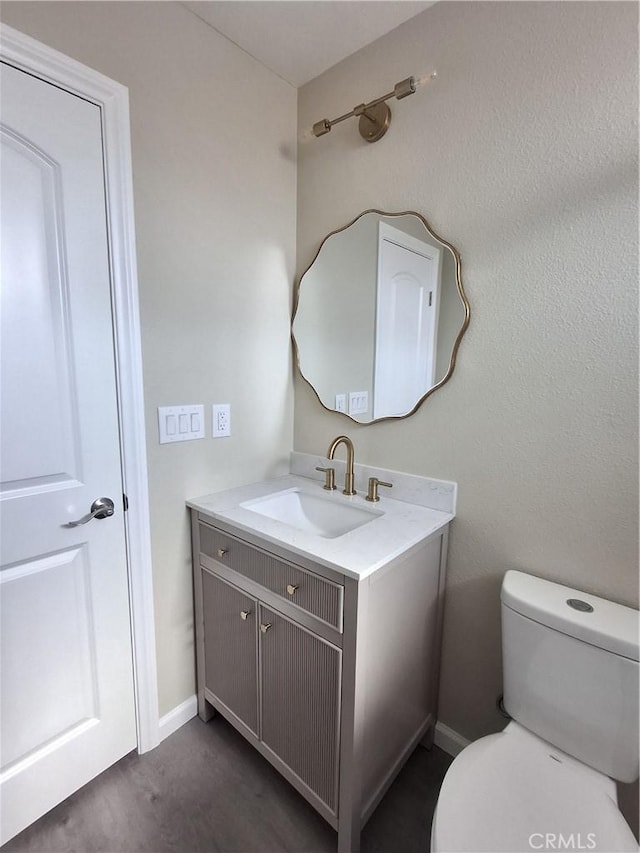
[373,222,441,419]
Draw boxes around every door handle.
[65,497,115,527]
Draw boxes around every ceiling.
[182,1,435,88]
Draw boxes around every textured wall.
[296,0,638,747]
[1,1,297,716]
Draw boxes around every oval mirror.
[292,210,470,424]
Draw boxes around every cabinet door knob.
[217,548,227,559]
[260,623,272,634]
[240,610,251,621]
[286,584,298,596]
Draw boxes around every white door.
[373,223,441,419]
[0,62,137,844]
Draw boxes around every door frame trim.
[1,24,160,752]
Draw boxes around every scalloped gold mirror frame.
[292,210,470,425]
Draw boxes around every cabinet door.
[202,570,258,736]
[259,606,341,813]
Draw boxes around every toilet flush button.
[567,598,594,613]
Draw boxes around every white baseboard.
[159,694,198,742]
[158,697,470,757]
[434,721,471,757]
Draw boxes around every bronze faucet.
[327,435,356,496]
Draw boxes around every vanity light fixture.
[311,71,436,143]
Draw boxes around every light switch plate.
[335,394,347,413]
[348,391,368,415]
[158,405,204,444]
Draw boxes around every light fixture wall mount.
[357,102,390,143]
[311,73,435,144]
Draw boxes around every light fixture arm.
[312,74,431,143]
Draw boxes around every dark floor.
[4,715,452,853]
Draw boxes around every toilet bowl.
[431,571,639,853]
[431,722,638,852]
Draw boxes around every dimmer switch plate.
[158,405,204,443]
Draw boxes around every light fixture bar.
[312,76,420,142]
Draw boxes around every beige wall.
[0,1,297,716]
[296,0,638,746]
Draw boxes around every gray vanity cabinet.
[191,511,449,853]
[195,520,344,822]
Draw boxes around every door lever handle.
[65,497,115,527]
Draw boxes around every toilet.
[431,570,639,853]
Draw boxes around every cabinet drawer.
[199,523,343,631]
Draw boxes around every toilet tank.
[501,571,639,783]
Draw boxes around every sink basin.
[240,488,381,539]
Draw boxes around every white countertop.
[187,474,453,580]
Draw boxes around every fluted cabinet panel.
[202,570,258,735]
[200,524,343,630]
[260,606,341,813]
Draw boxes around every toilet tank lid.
[501,571,639,662]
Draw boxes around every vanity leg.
[427,528,449,736]
[198,694,215,723]
[191,512,214,723]
[337,579,367,853]
[337,817,360,853]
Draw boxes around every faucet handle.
[366,477,393,502]
[315,466,336,491]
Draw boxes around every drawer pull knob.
[286,584,298,596]
[260,623,272,634]
[217,548,227,559]
[240,610,251,621]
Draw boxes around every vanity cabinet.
[191,511,449,853]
